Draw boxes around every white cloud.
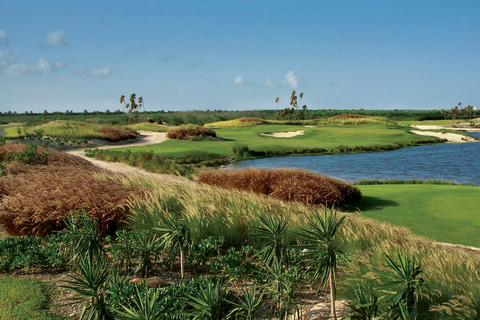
[74,67,111,77]
[90,67,110,77]
[44,30,67,48]
[0,50,19,67]
[234,76,244,84]
[3,56,64,76]
[0,30,9,45]
[265,79,275,87]
[283,71,298,88]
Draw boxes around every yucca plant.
[254,215,290,266]
[346,281,380,320]
[59,210,105,262]
[379,252,424,315]
[112,282,170,320]
[63,251,112,320]
[183,276,230,320]
[130,230,162,278]
[228,285,265,320]
[300,207,345,320]
[155,217,191,279]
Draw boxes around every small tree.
[301,208,345,320]
[275,91,305,120]
[120,94,144,123]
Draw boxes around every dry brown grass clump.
[329,114,368,119]
[99,127,137,142]
[167,124,217,140]
[0,144,140,237]
[238,117,267,123]
[196,168,361,207]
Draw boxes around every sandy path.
[64,131,191,185]
[410,130,477,143]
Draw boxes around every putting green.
[353,184,480,247]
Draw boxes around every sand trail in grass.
[64,131,191,185]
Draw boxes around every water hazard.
[230,132,480,185]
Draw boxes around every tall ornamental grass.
[113,174,480,315]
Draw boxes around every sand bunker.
[410,130,477,143]
[261,130,304,138]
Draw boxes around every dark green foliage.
[231,143,250,159]
[346,282,380,320]
[228,285,265,320]
[186,236,225,271]
[209,247,254,281]
[253,215,290,266]
[110,230,163,277]
[0,235,68,270]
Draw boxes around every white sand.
[261,130,304,138]
[410,130,477,143]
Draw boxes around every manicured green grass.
[0,276,65,320]
[111,124,440,158]
[353,184,480,247]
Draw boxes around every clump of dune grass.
[329,113,368,119]
[125,122,170,132]
[196,168,361,207]
[114,173,480,316]
[0,144,140,237]
[204,118,266,128]
[166,124,216,140]
[30,120,137,142]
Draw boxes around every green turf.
[111,124,440,158]
[352,184,480,247]
[0,276,66,320]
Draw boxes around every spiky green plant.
[59,210,105,262]
[254,215,290,266]
[155,217,190,279]
[63,252,112,320]
[346,281,380,320]
[300,207,345,320]
[183,276,230,320]
[112,282,170,320]
[379,252,424,315]
[228,285,265,320]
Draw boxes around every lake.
[230,132,480,185]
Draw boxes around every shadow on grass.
[354,196,399,211]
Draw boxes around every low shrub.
[196,168,361,207]
[238,117,267,123]
[0,144,140,237]
[99,127,137,142]
[329,113,368,119]
[167,124,216,140]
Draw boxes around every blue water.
[230,132,480,185]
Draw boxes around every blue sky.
[1,0,479,113]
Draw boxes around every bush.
[196,168,361,207]
[167,124,216,140]
[99,127,137,142]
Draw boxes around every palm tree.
[155,217,190,279]
[301,208,346,320]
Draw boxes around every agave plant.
[346,281,380,320]
[300,207,345,320]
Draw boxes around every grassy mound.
[196,168,361,207]
[329,113,368,119]
[204,118,266,128]
[125,122,169,132]
[166,124,216,140]
[0,144,140,237]
[30,120,137,142]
